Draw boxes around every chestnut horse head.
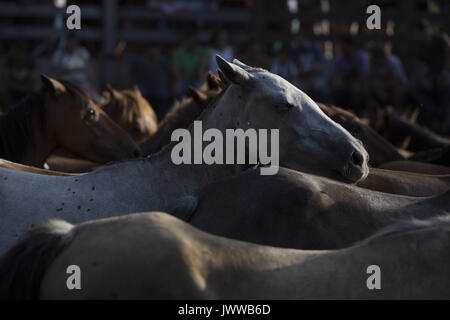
[0,75,141,167]
[102,85,158,144]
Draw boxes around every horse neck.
[367,126,405,162]
[439,175,450,185]
[141,100,199,156]
[99,140,244,216]
[199,86,242,132]
[22,117,56,167]
[391,115,450,148]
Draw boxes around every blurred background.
[0,0,449,133]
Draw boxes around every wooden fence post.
[103,0,118,85]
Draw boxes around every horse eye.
[275,103,294,111]
[85,108,96,121]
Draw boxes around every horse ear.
[106,84,121,100]
[189,86,209,111]
[216,55,251,85]
[233,58,251,70]
[206,71,221,91]
[217,69,229,87]
[40,74,65,95]
[132,85,143,97]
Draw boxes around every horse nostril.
[351,151,364,167]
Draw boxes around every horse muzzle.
[341,148,370,183]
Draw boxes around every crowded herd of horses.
[0,56,449,299]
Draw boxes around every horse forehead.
[253,73,304,102]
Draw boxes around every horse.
[140,73,222,156]
[0,56,369,255]
[3,158,446,197]
[357,168,450,196]
[0,75,141,168]
[379,161,450,175]
[0,159,75,176]
[317,103,405,167]
[43,155,101,174]
[187,167,449,250]
[375,108,450,152]
[408,145,450,166]
[139,82,450,196]
[1,212,448,299]
[102,85,158,144]
[41,84,156,174]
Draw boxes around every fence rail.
[1,1,448,83]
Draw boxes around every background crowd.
[0,0,449,134]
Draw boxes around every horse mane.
[158,97,196,130]
[359,212,450,246]
[0,80,91,163]
[142,87,226,156]
[104,87,228,169]
[0,90,46,162]
[139,97,196,156]
[0,219,75,300]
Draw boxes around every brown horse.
[102,85,158,144]
[187,167,449,250]
[358,168,450,196]
[379,161,450,175]
[44,155,101,174]
[409,145,450,166]
[318,103,405,167]
[0,75,141,168]
[0,159,74,176]
[375,108,450,152]
[140,73,222,156]
[1,212,449,299]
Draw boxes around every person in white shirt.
[270,45,299,83]
[51,33,95,93]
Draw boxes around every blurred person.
[110,40,133,89]
[270,44,299,84]
[408,34,450,133]
[291,34,328,100]
[1,42,39,109]
[206,31,234,76]
[172,32,205,98]
[132,46,171,119]
[51,33,96,93]
[330,36,370,113]
[412,19,433,63]
[366,44,407,111]
[239,41,270,70]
